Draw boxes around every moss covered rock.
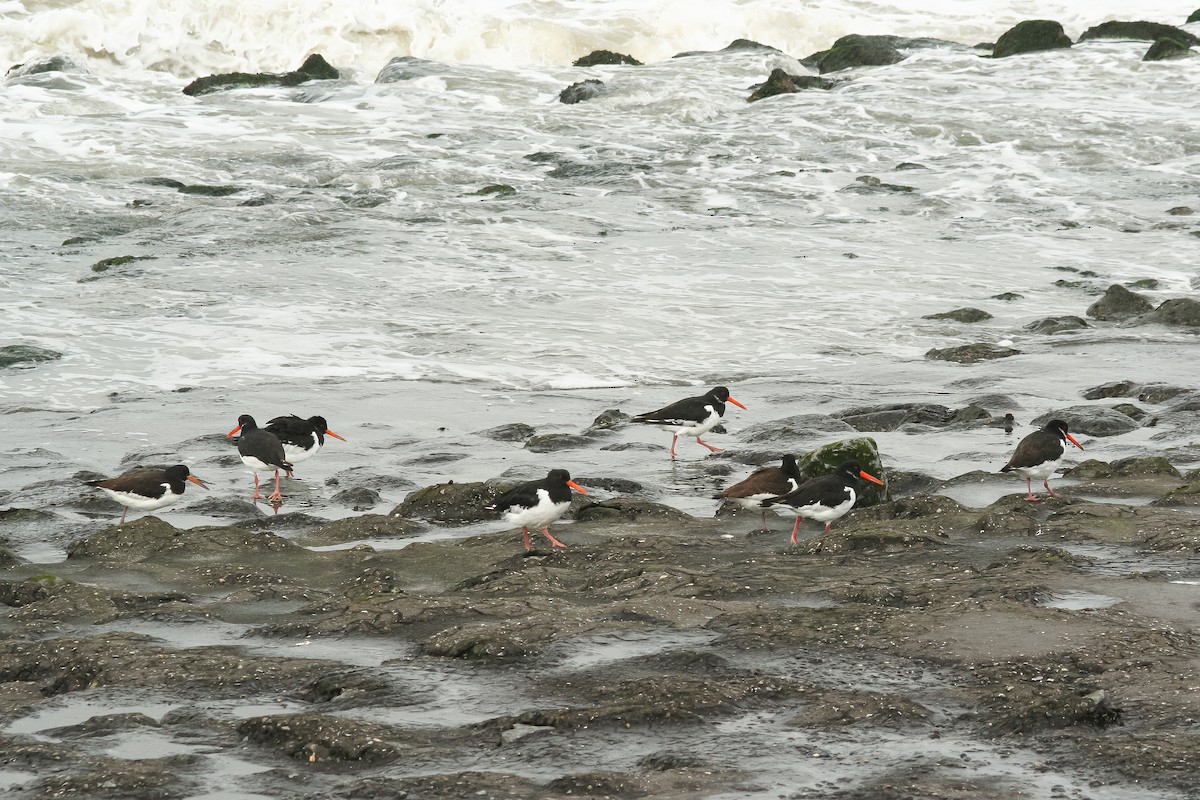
[796,437,888,506]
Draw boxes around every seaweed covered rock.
[183,54,339,97]
[992,20,1072,58]
[1144,37,1193,62]
[795,437,888,506]
[391,481,505,524]
[925,343,1020,363]
[0,344,62,368]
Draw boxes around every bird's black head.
[164,464,192,481]
[781,454,800,473]
[547,468,572,483]
[1046,419,1070,438]
[838,460,865,477]
[237,414,257,429]
[709,386,731,401]
[308,416,329,430]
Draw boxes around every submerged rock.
[182,53,339,97]
[1082,380,1139,400]
[474,422,536,442]
[833,402,953,431]
[804,34,905,73]
[925,343,1020,363]
[559,79,605,104]
[1025,315,1089,334]
[0,344,62,368]
[747,69,834,101]
[923,307,993,323]
[1144,37,1193,61]
[1077,20,1200,46]
[1140,297,1200,328]
[992,20,1073,58]
[573,50,642,67]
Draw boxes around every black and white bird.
[632,385,747,459]
[264,414,346,465]
[227,414,293,502]
[717,454,802,529]
[85,464,208,524]
[763,460,885,544]
[485,468,588,552]
[1001,418,1083,501]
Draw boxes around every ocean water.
[1,0,1198,525]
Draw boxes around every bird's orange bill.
[188,475,209,489]
[1065,433,1083,450]
[226,424,242,438]
[325,429,347,441]
[859,470,885,486]
[567,480,589,495]
[728,396,747,410]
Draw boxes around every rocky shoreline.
[2,431,1198,798]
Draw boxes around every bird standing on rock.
[227,414,293,502]
[85,464,208,524]
[486,468,588,552]
[264,414,346,465]
[718,454,802,529]
[763,460,885,545]
[632,385,747,459]
[1001,418,1083,501]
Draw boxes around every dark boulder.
[1031,406,1139,437]
[1144,37,1193,61]
[238,713,403,763]
[559,79,605,104]
[1190,9,1200,24]
[925,343,1020,363]
[1025,315,1089,334]
[474,422,536,442]
[330,486,382,510]
[1077,20,1200,46]
[573,50,641,67]
[1085,284,1154,320]
[833,403,952,432]
[1140,298,1200,328]
[992,20,1072,58]
[575,498,693,523]
[182,54,339,97]
[1082,380,1139,400]
[390,481,504,524]
[747,69,834,101]
[923,307,993,323]
[585,408,631,433]
[806,35,904,73]
[5,54,85,77]
[524,432,592,452]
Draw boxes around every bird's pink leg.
[268,469,284,502]
[760,509,768,530]
[541,528,566,548]
[789,517,802,545]
[522,527,533,552]
[251,473,263,501]
[1044,479,1060,498]
[1024,476,1038,502]
[119,508,128,525]
[695,436,722,453]
[824,521,833,533]
[669,434,678,459]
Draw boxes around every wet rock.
[833,402,952,431]
[32,754,198,799]
[788,689,931,727]
[1063,459,1114,479]
[747,68,834,101]
[183,495,264,518]
[546,771,650,797]
[923,307,993,323]
[474,422,535,442]
[839,175,914,194]
[573,50,642,66]
[575,498,694,523]
[374,55,444,83]
[422,625,530,661]
[390,480,504,524]
[584,408,630,434]
[42,712,161,738]
[5,53,85,77]
[1110,402,1148,421]
[0,343,62,368]
[559,78,605,104]
[991,20,1073,58]
[1082,380,1139,400]
[1024,315,1089,334]
[803,517,949,553]
[325,466,417,493]
[1144,37,1193,61]
[925,343,1020,363]
[1085,283,1154,320]
[992,291,1023,300]
[237,712,403,763]
[575,476,645,495]
[1138,384,1191,404]
[736,413,856,446]
[182,53,340,96]
[3,578,189,626]
[292,514,422,547]
[1110,456,1180,477]
[805,34,905,73]
[66,516,300,561]
[1078,20,1200,46]
[673,38,784,58]
[988,687,1122,736]
[234,511,328,531]
[523,432,593,452]
[1140,297,1200,328]
[331,486,382,510]
[1031,406,1139,437]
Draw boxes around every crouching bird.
[486,469,588,552]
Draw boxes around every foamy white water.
[0,0,1198,511]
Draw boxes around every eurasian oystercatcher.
[85,464,208,524]
[264,414,346,465]
[717,454,802,529]
[632,385,747,458]
[227,414,294,502]
[763,460,885,544]
[1001,418,1083,501]
[485,468,588,552]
